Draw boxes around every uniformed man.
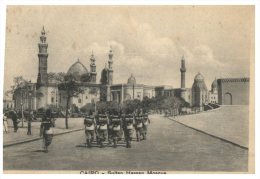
[84,114,96,148]
[142,112,151,140]
[96,113,108,148]
[110,114,122,148]
[134,111,143,142]
[123,113,135,148]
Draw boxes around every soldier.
[84,113,96,148]
[123,113,135,148]
[110,114,122,148]
[134,111,143,142]
[96,113,108,148]
[142,112,151,140]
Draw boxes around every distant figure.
[3,112,9,133]
[10,110,19,132]
[40,110,54,153]
[27,111,34,135]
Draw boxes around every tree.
[7,76,35,127]
[58,74,85,129]
[7,76,28,96]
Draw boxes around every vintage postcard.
[2,5,255,174]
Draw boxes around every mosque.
[12,27,156,111]
[11,27,250,112]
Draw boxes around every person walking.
[40,109,54,153]
[27,111,33,135]
[3,112,9,133]
[11,110,19,132]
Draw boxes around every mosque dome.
[67,59,88,75]
[194,72,204,82]
[192,72,208,91]
[211,79,218,89]
[127,74,136,85]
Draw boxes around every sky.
[4,6,254,93]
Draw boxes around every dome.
[194,72,204,81]
[192,72,208,91]
[127,74,136,85]
[67,59,88,77]
[211,79,218,89]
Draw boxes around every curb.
[3,128,84,148]
[167,117,248,150]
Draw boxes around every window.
[51,97,55,103]
[86,96,88,99]
[78,98,82,103]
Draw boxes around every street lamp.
[21,102,24,127]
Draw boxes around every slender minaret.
[37,26,48,86]
[180,55,186,88]
[89,51,97,83]
[108,47,113,85]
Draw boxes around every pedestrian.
[142,112,150,140]
[3,112,9,133]
[40,109,54,153]
[27,111,33,135]
[10,110,19,132]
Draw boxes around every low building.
[217,78,249,105]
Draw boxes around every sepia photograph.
[2,5,255,174]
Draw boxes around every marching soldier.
[96,113,108,148]
[84,113,96,148]
[142,112,151,140]
[110,114,122,148]
[123,113,135,148]
[134,112,143,142]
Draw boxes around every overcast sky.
[4,6,254,92]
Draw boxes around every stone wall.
[217,78,249,105]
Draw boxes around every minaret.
[37,26,48,86]
[108,47,113,85]
[180,55,186,88]
[90,51,97,83]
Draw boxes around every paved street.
[3,114,248,172]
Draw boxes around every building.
[217,78,250,105]
[191,72,208,110]
[3,94,14,111]
[12,27,155,111]
[108,74,155,104]
[208,78,218,104]
[154,56,192,106]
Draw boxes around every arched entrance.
[224,93,232,105]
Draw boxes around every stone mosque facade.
[13,27,156,111]
[12,27,250,112]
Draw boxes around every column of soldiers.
[84,109,150,148]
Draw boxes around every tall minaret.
[108,47,113,85]
[90,51,97,83]
[180,55,186,88]
[37,26,48,86]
